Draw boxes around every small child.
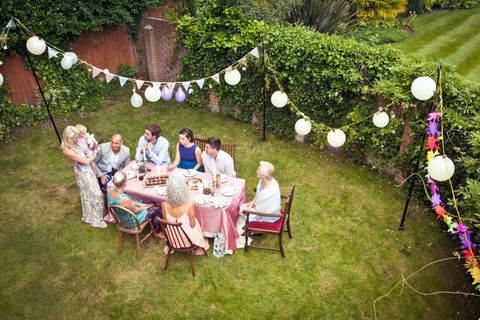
[75,124,98,157]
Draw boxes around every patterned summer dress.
[72,149,106,228]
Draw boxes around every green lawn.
[0,95,478,319]
[393,7,480,82]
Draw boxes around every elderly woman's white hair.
[258,161,275,179]
[112,171,127,188]
[166,174,190,207]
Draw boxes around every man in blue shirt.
[135,124,170,165]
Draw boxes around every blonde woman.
[162,174,209,255]
[61,125,106,228]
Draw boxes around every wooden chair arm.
[243,209,284,219]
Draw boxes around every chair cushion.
[248,218,283,232]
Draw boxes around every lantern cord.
[373,256,480,320]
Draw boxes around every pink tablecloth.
[107,162,247,251]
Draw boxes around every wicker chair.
[109,205,154,260]
[193,135,236,164]
[156,217,207,276]
[244,184,295,257]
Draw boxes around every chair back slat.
[158,218,194,250]
[111,205,139,229]
[284,184,295,216]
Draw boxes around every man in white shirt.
[135,124,170,165]
[94,134,131,190]
[201,137,236,177]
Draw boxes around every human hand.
[100,175,107,184]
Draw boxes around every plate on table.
[186,178,203,190]
[154,186,167,196]
[220,186,237,197]
[210,196,229,208]
[194,194,211,205]
[220,174,228,183]
[126,171,136,180]
[131,162,139,170]
[183,169,198,177]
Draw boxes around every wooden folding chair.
[156,217,207,276]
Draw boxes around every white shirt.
[107,152,120,171]
[201,150,236,177]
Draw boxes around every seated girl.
[171,128,203,171]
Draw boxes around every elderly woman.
[61,125,106,228]
[108,172,162,233]
[162,174,209,255]
[171,128,203,171]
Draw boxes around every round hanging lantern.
[411,76,436,101]
[131,90,143,108]
[295,118,312,135]
[64,52,78,65]
[372,111,390,128]
[0,73,3,86]
[224,69,241,86]
[161,87,173,100]
[271,91,288,108]
[327,129,346,148]
[428,155,455,182]
[26,36,46,55]
[60,54,73,70]
[175,88,186,102]
[144,86,161,102]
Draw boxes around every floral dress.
[72,149,106,228]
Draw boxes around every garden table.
[107,161,247,251]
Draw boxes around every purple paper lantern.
[175,88,186,102]
[161,87,173,100]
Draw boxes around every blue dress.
[107,189,148,223]
[179,143,204,171]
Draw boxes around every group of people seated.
[61,123,281,254]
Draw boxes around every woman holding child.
[61,125,107,228]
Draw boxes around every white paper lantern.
[144,86,161,102]
[26,36,46,55]
[411,76,436,101]
[327,129,346,148]
[428,155,455,182]
[271,91,288,108]
[372,111,390,128]
[0,73,3,86]
[60,55,73,70]
[130,90,143,108]
[295,118,312,135]
[224,69,241,86]
[65,52,78,65]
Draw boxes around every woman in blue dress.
[172,128,203,171]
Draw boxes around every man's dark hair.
[146,124,161,138]
[206,137,221,151]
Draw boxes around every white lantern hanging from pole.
[0,73,3,86]
[60,54,73,70]
[130,89,143,108]
[427,155,455,182]
[26,36,46,55]
[411,76,436,101]
[372,111,390,128]
[144,85,161,102]
[271,91,288,108]
[295,118,312,135]
[224,69,241,86]
[64,52,78,65]
[327,129,346,148]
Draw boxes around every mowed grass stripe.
[414,11,480,58]
[448,32,480,77]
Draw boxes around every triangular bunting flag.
[104,71,114,83]
[211,73,220,84]
[135,80,144,90]
[47,47,58,59]
[196,79,205,89]
[182,81,190,91]
[118,76,127,87]
[153,82,161,88]
[6,18,15,28]
[249,47,260,58]
[92,67,102,78]
[167,82,175,91]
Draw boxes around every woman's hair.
[112,171,127,188]
[258,161,275,179]
[179,128,194,142]
[166,174,190,207]
[61,126,80,151]
[75,124,87,135]
[146,124,161,138]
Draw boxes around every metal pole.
[399,66,442,230]
[262,42,267,141]
[12,19,61,144]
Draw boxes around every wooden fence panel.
[0,56,38,106]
